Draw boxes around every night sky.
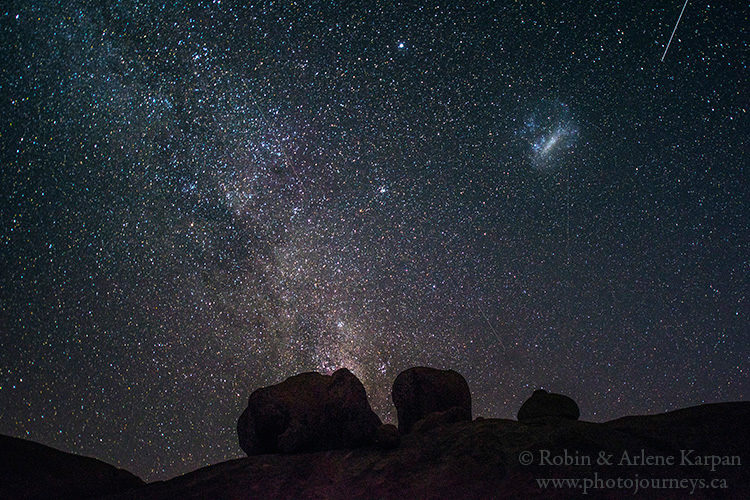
[1,0,746,481]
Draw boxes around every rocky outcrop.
[0,434,143,500]
[412,406,470,433]
[373,424,400,450]
[237,368,381,455]
[109,402,750,499]
[517,389,580,422]
[391,367,472,434]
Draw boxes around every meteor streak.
[661,0,690,62]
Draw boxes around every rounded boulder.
[237,368,382,455]
[391,367,472,434]
[517,389,580,422]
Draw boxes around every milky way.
[1,1,746,480]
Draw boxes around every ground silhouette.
[2,368,748,499]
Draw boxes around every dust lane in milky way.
[0,1,746,480]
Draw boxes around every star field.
[0,0,747,480]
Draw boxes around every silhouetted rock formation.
[0,434,143,500]
[237,368,381,455]
[373,424,400,450]
[517,389,580,422]
[412,406,470,434]
[392,366,472,434]
[108,402,750,499]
